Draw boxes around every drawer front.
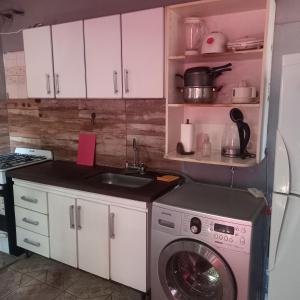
[15,206,49,236]
[16,227,49,257]
[14,185,47,214]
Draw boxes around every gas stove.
[0,148,52,255]
[0,148,53,184]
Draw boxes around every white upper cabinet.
[52,21,86,98]
[23,26,54,98]
[84,15,122,98]
[121,7,164,98]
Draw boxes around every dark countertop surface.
[7,160,182,203]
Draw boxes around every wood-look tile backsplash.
[5,98,180,170]
[0,101,10,154]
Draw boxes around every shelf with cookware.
[164,0,276,167]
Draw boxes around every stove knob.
[190,217,201,234]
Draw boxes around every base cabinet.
[13,181,148,292]
[77,198,109,279]
[110,205,147,292]
[48,193,77,267]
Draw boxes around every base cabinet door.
[77,199,110,278]
[48,193,77,267]
[110,205,147,292]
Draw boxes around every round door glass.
[159,240,236,300]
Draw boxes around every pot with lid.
[176,63,232,103]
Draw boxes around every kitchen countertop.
[7,160,182,202]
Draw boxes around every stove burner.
[0,153,48,170]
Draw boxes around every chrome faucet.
[125,138,145,175]
[133,138,138,168]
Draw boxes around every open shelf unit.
[164,0,276,167]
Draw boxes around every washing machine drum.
[158,240,236,300]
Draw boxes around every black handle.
[213,68,232,78]
[237,121,251,158]
[211,63,232,72]
[175,73,184,79]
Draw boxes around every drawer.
[15,206,49,236]
[16,227,49,257]
[14,185,47,214]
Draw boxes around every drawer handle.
[22,217,39,226]
[20,196,38,204]
[23,238,40,247]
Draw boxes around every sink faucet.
[125,138,145,175]
[133,138,138,168]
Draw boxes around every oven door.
[0,179,23,255]
[0,184,8,232]
[158,239,236,300]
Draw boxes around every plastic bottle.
[202,134,212,157]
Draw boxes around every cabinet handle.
[110,212,115,239]
[24,238,40,247]
[69,205,75,229]
[55,73,60,94]
[113,70,118,94]
[22,217,39,226]
[20,196,38,204]
[46,74,51,94]
[124,69,129,93]
[77,206,82,230]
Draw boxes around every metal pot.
[183,86,222,103]
[177,63,232,87]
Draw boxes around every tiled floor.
[0,253,145,300]
[0,252,17,269]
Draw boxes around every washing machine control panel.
[182,214,252,253]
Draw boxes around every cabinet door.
[48,193,77,267]
[77,199,109,278]
[85,15,122,98]
[122,7,164,98]
[110,205,147,292]
[23,26,54,98]
[52,21,86,98]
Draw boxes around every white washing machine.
[151,182,266,300]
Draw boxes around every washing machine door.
[158,239,236,300]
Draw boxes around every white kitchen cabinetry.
[165,0,276,167]
[121,7,164,98]
[13,179,148,292]
[110,205,147,292]
[52,21,86,98]
[77,198,109,278]
[84,15,122,98]
[48,193,110,278]
[14,184,50,257]
[23,26,55,98]
[48,193,77,267]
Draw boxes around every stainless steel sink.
[91,172,153,188]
